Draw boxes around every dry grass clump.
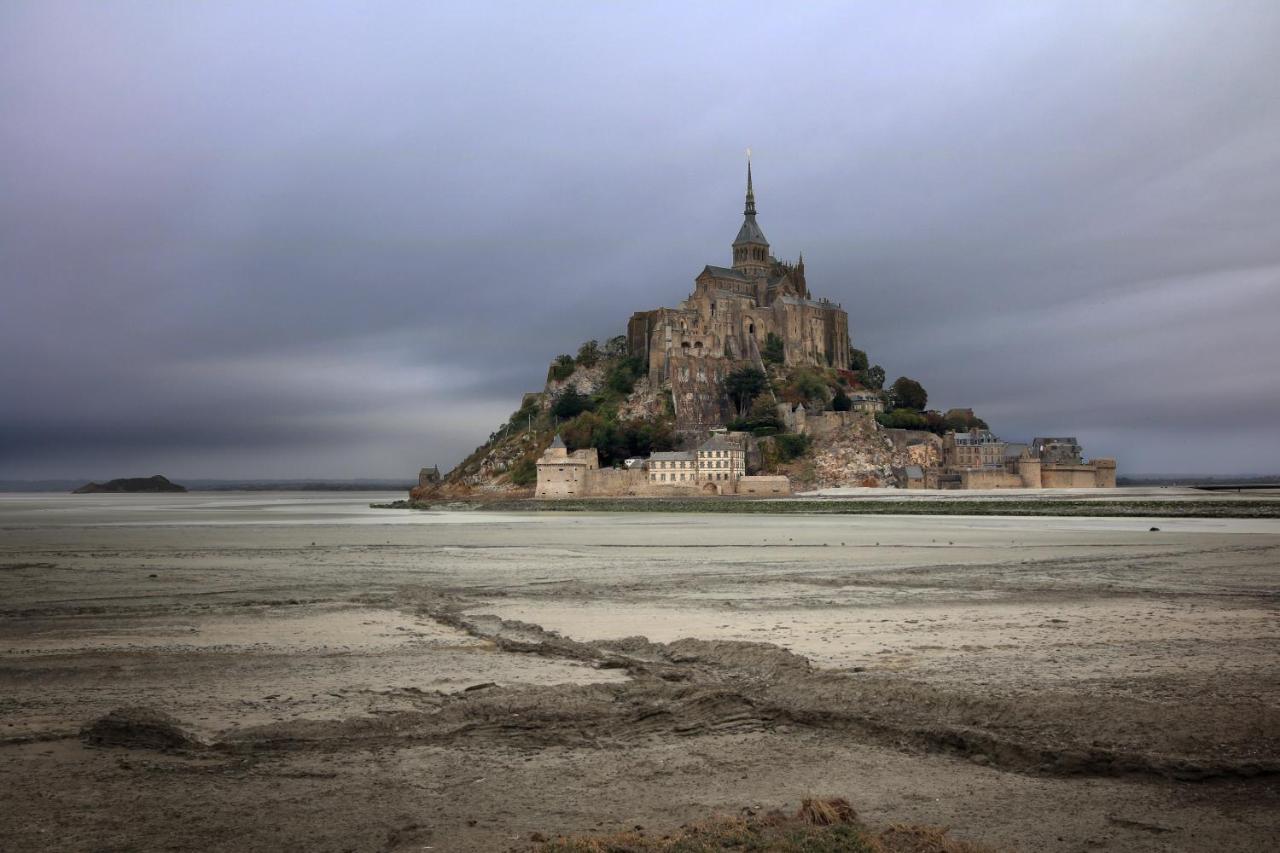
[534,797,997,853]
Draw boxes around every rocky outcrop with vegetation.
[73,475,186,494]
[420,337,988,497]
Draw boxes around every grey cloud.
[2,2,1279,478]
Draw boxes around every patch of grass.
[534,797,994,853]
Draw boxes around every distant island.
[73,475,187,494]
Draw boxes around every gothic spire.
[744,151,757,217]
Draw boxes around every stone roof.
[733,215,768,246]
[700,265,748,281]
[550,434,565,449]
[953,430,1000,445]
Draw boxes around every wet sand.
[1,492,1277,851]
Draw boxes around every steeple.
[732,150,770,276]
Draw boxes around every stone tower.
[731,155,770,277]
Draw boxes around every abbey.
[627,160,850,430]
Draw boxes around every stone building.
[647,435,747,494]
[627,159,851,432]
[533,434,603,499]
[924,428,1115,489]
[942,429,1006,469]
[534,432,784,498]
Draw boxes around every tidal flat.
[1,492,1277,851]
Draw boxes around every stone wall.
[1041,461,1115,489]
[737,475,792,495]
[959,469,1025,489]
[801,410,875,440]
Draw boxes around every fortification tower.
[731,154,770,277]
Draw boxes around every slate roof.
[650,451,695,462]
[904,465,924,479]
[700,265,748,281]
[733,215,769,246]
[550,434,565,449]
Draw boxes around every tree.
[782,367,828,408]
[548,354,575,382]
[889,376,927,411]
[848,347,869,372]
[605,356,644,396]
[551,387,592,419]
[725,366,767,416]
[774,433,812,462]
[762,332,785,365]
[876,408,928,430]
[604,335,629,358]
[576,339,601,367]
[831,388,852,411]
[862,364,885,390]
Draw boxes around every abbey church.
[626,160,851,430]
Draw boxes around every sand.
[1,491,1277,851]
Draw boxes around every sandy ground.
[1,492,1277,852]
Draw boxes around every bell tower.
[732,152,770,277]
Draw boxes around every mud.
[1,492,1278,852]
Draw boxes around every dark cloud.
[2,2,1279,478]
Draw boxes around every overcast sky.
[3,2,1279,479]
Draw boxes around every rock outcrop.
[73,475,186,494]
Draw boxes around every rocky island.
[414,158,1114,501]
[73,474,187,494]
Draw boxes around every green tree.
[762,332,785,365]
[782,367,828,408]
[552,387,592,419]
[576,339,601,367]
[889,376,927,411]
[831,388,852,412]
[862,364,885,390]
[605,356,644,396]
[774,433,812,462]
[847,347,869,372]
[725,366,767,416]
[548,354,575,382]
[604,335,629,358]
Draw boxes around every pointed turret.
[732,152,770,276]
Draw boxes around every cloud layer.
[3,2,1279,478]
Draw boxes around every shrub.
[605,355,644,396]
[762,332,785,365]
[847,347,869,372]
[575,339,601,367]
[775,432,812,462]
[831,389,852,411]
[508,456,537,486]
[876,408,928,430]
[551,387,593,419]
[548,354,575,382]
